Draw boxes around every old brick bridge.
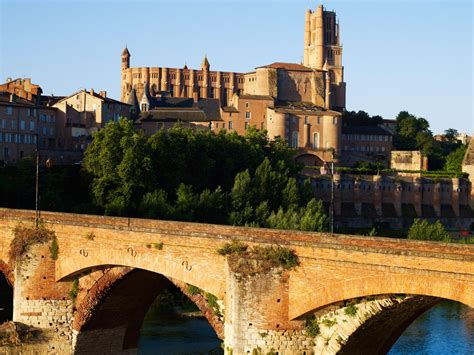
[0,208,473,354]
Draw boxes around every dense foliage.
[444,145,468,172]
[83,120,328,231]
[0,159,93,213]
[407,219,450,242]
[341,110,383,126]
[393,111,464,170]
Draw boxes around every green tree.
[407,219,450,242]
[444,145,467,172]
[83,118,152,215]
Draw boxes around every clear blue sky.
[1,0,472,134]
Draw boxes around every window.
[141,103,148,112]
[260,122,265,130]
[11,121,16,129]
[215,122,219,129]
[33,109,37,117]
[93,104,97,112]
[304,116,309,124]
[317,117,320,124]
[313,132,320,149]
[50,127,54,135]
[229,121,233,129]
[245,122,249,130]
[43,127,47,135]
[1,119,5,128]
[291,131,299,148]
[7,107,13,115]
[245,102,249,108]
[245,111,251,119]
[20,121,25,130]
[222,122,226,129]
[333,117,338,125]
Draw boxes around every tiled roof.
[256,62,313,72]
[0,92,35,107]
[222,106,239,113]
[137,107,208,122]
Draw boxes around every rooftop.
[256,62,313,72]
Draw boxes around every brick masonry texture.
[0,208,473,354]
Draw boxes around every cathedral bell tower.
[121,46,130,70]
[303,5,346,111]
[121,46,131,102]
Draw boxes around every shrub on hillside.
[407,219,451,242]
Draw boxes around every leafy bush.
[305,318,320,337]
[69,278,79,301]
[407,219,451,242]
[186,284,202,296]
[344,304,358,317]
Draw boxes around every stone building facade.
[0,79,130,165]
[0,92,61,165]
[120,4,345,162]
[462,135,474,208]
[52,89,131,151]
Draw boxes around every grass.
[206,292,222,317]
[218,241,299,274]
[9,224,56,263]
[321,318,337,327]
[69,278,79,302]
[251,245,299,270]
[49,237,59,260]
[146,242,164,250]
[186,283,202,296]
[85,232,95,240]
[217,240,248,256]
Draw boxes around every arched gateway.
[0,208,473,354]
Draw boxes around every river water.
[138,301,473,354]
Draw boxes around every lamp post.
[35,133,39,228]
[330,160,334,235]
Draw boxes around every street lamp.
[330,160,334,235]
[35,134,39,228]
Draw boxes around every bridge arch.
[56,247,226,300]
[290,273,474,320]
[72,267,223,353]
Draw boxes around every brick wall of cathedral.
[121,64,245,107]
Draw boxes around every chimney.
[99,91,107,98]
[9,93,15,103]
[89,88,94,96]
